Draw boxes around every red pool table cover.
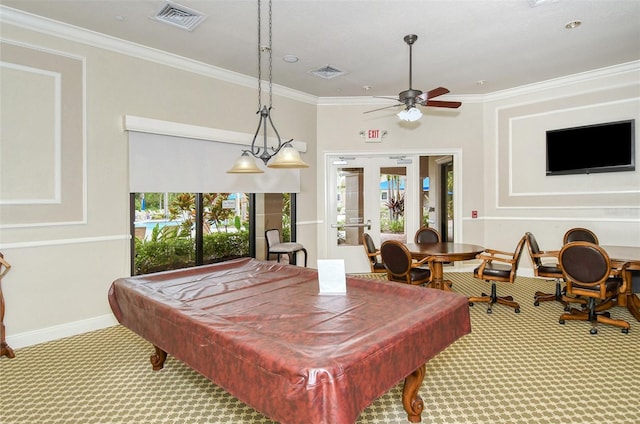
[108,258,471,424]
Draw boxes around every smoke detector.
[309,65,347,80]
[152,1,207,31]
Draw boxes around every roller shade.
[128,131,300,193]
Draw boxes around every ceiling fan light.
[267,145,310,169]
[398,107,422,122]
[227,151,264,173]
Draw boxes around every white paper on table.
[317,259,347,295]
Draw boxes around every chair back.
[380,240,412,280]
[558,241,612,299]
[512,235,527,272]
[414,227,441,244]
[559,242,610,287]
[525,232,542,267]
[265,229,282,250]
[563,227,599,245]
[362,233,385,273]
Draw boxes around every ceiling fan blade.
[417,87,450,103]
[425,100,462,109]
[373,96,402,101]
[364,103,403,114]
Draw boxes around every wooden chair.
[469,235,527,314]
[558,241,630,334]
[414,227,441,244]
[0,252,15,358]
[362,233,387,274]
[380,240,434,286]
[527,232,587,309]
[563,227,599,244]
[265,229,307,267]
[525,232,565,306]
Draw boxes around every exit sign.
[364,129,383,143]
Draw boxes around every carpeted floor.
[2,272,639,424]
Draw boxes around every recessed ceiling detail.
[152,1,206,31]
[309,65,346,80]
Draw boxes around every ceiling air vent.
[309,65,347,80]
[152,2,207,31]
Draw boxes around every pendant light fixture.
[227,0,309,174]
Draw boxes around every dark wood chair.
[0,252,14,359]
[469,235,527,314]
[563,227,599,244]
[525,232,587,311]
[380,240,433,286]
[265,229,307,267]
[362,233,387,274]
[414,227,441,244]
[558,241,630,334]
[525,232,567,307]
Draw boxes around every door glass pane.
[380,167,407,243]
[336,167,363,246]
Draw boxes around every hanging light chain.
[256,0,262,112]
[268,0,273,108]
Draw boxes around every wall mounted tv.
[545,119,635,176]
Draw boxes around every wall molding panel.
[0,40,87,228]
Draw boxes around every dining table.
[404,242,485,291]
[602,245,640,322]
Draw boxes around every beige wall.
[480,68,640,255]
[1,10,638,349]
[0,17,317,348]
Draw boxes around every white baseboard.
[6,314,119,350]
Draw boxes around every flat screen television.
[545,119,635,176]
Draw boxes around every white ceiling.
[2,0,639,100]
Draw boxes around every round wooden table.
[404,242,485,291]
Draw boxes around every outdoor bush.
[135,229,249,275]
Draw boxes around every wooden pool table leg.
[402,364,426,423]
[150,345,167,370]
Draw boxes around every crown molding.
[0,6,317,105]
[2,6,637,108]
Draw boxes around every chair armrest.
[476,251,515,264]
[532,250,559,258]
[611,261,631,293]
[412,256,435,269]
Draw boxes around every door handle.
[331,219,371,230]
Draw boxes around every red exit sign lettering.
[364,129,383,143]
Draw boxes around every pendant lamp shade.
[268,145,310,169]
[227,151,264,173]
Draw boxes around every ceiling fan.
[365,34,462,121]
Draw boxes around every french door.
[325,155,419,273]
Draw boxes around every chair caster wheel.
[514,308,521,313]
[559,319,565,325]
[469,302,474,307]
[603,312,611,318]
[486,308,492,314]
[622,328,629,334]
[533,301,540,307]
[590,328,598,335]
[564,305,570,312]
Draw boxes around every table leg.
[625,293,640,322]
[402,364,426,423]
[430,262,452,291]
[0,283,15,359]
[150,345,168,370]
